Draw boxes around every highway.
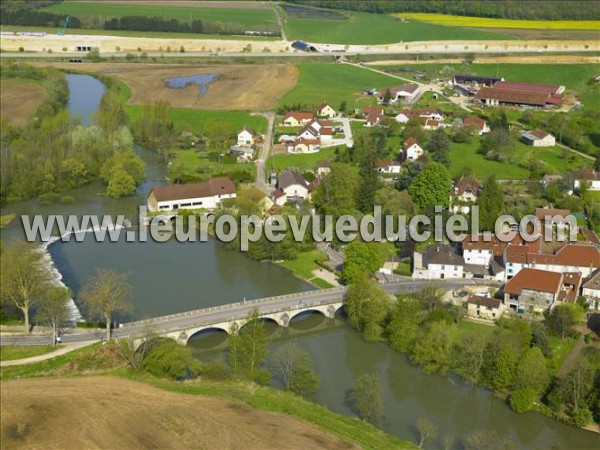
[0,279,500,346]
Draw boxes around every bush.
[18,46,24,52]
[509,388,536,413]
[570,407,593,427]
[143,338,201,380]
[37,192,61,205]
[200,359,231,381]
[59,195,75,204]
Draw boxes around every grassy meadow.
[267,147,337,171]
[43,2,277,29]
[278,63,397,109]
[395,13,600,30]
[284,10,512,44]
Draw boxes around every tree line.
[287,0,600,20]
[0,64,145,204]
[344,278,600,428]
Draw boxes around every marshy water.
[164,74,217,97]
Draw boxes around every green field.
[278,63,397,109]
[125,106,267,135]
[267,147,337,171]
[449,140,588,180]
[278,250,334,288]
[284,10,513,44]
[43,2,277,29]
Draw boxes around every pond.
[164,74,217,97]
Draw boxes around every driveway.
[254,111,275,194]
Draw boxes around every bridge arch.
[187,326,230,340]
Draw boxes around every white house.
[412,244,467,280]
[522,129,556,147]
[403,138,424,161]
[237,127,256,147]
[377,160,402,174]
[381,84,421,104]
[363,105,384,127]
[316,102,336,118]
[273,170,309,205]
[297,124,320,140]
[147,177,236,212]
[573,168,600,192]
[450,175,482,214]
[291,138,320,153]
[463,117,490,135]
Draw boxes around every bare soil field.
[0,376,356,450]
[41,62,299,110]
[86,0,268,8]
[0,80,47,125]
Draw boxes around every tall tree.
[345,279,392,342]
[560,356,594,413]
[408,162,451,212]
[342,242,385,285]
[350,372,383,424]
[478,174,504,231]
[357,147,381,213]
[79,268,132,341]
[412,321,454,374]
[0,241,51,333]
[37,286,71,345]
[513,347,549,393]
[426,128,450,165]
[272,344,320,399]
[228,309,269,382]
[312,163,360,216]
[374,186,414,216]
[387,295,422,353]
[545,303,584,339]
[417,417,438,449]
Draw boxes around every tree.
[350,372,383,424]
[416,286,443,314]
[312,163,360,216]
[272,343,320,398]
[344,279,392,342]
[0,241,51,333]
[36,286,71,345]
[546,303,584,339]
[513,347,549,393]
[116,325,158,371]
[387,295,422,353]
[106,168,137,198]
[509,388,537,413]
[452,330,489,383]
[483,341,517,392]
[342,242,385,285]
[357,147,380,213]
[339,100,347,112]
[560,356,594,414]
[426,128,450,165]
[79,268,132,341]
[416,417,438,448]
[228,309,269,382]
[408,162,451,212]
[464,430,516,450]
[478,174,504,231]
[374,186,414,217]
[412,321,453,374]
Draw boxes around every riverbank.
[0,344,415,450]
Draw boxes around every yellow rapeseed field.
[394,13,600,30]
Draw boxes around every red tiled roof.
[283,111,314,122]
[363,105,384,116]
[452,175,482,198]
[295,137,320,145]
[530,128,549,139]
[403,137,418,149]
[493,81,561,95]
[463,117,486,130]
[505,268,562,295]
[573,168,600,181]
[467,295,501,309]
[475,87,549,106]
[425,119,440,127]
[534,207,571,221]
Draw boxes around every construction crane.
[57,16,71,36]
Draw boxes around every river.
[2,73,598,449]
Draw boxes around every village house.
[573,168,600,192]
[540,174,565,190]
[423,119,442,130]
[315,160,332,177]
[316,102,336,118]
[394,108,444,124]
[522,129,556,147]
[147,177,236,212]
[467,295,503,321]
[282,111,314,127]
[229,145,254,161]
[450,175,482,214]
[379,84,421,104]
[463,117,490,135]
[403,137,424,161]
[503,268,563,313]
[272,170,309,206]
[363,105,384,127]
[413,244,467,280]
[237,127,257,147]
[377,160,402,175]
[296,124,320,140]
[292,137,320,153]
[582,270,600,309]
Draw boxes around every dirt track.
[35,62,298,110]
[367,54,600,65]
[0,80,47,125]
[0,376,356,450]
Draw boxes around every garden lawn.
[279,63,395,109]
[170,148,255,181]
[0,345,60,362]
[284,10,511,44]
[267,147,337,171]
[278,250,334,288]
[547,336,578,375]
[43,2,277,29]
